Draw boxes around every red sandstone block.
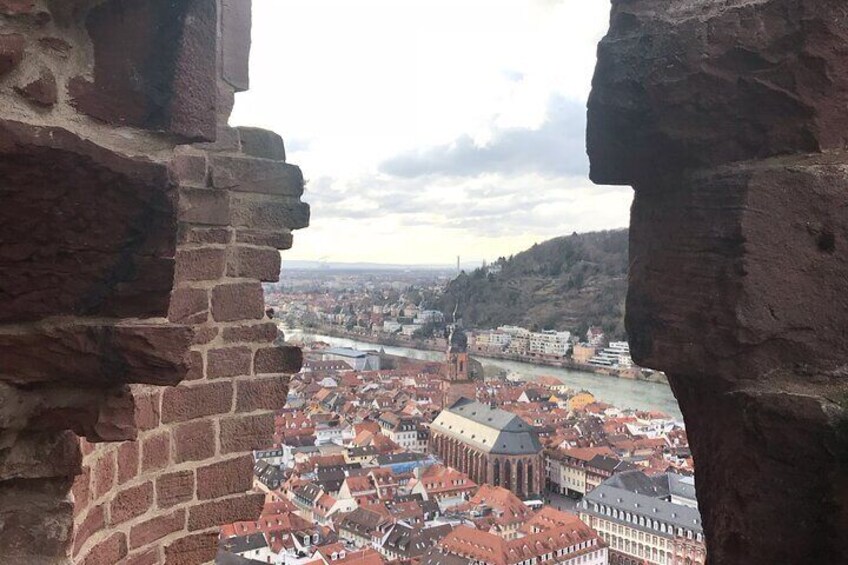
[211,281,264,322]
[156,470,195,509]
[237,127,286,161]
[179,226,232,245]
[117,441,139,485]
[170,153,208,186]
[0,1,35,15]
[222,322,278,344]
[236,375,289,412]
[174,247,226,282]
[195,125,241,152]
[254,345,303,374]
[164,532,218,565]
[110,482,153,525]
[82,532,127,565]
[179,187,230,226]
[230,194,310,231]
[15,67,58,107]
[129,509,186,549]
[80,439,95,456]
[173,419,215,463]
[219,413,274,453]
[133,390,161,431]
[141,432,170,472]
[72,465,92,507]
[211,155,304,196]
[196,455,253,500]
[125,547,160,565]
[227,245,281,282]
[0,33,25,76]
[235,228,293,250]
[207,346,252,378]
[187,492,264,531]
[73,504,105,557]
[185,350,204,380]
[93,452,115,500]
[161,382,233,423]
[193,326,219,346]
[168,287,209,324]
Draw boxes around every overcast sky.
[231,0,630,266]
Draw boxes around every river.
[283,328,683,420]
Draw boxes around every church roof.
[430,398,542,455]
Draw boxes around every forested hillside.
[438,229,629,339]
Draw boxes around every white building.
[401,324,422,336]
[320,347,380,371]
[528,330,571,356]
[588,341,634,369]
[382,320,402,333]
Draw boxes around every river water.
[284,328,683,420]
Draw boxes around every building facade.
[429,398,544,498]
[579,483,705,565]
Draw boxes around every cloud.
[379,95,588,179]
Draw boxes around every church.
[429,398,544,498]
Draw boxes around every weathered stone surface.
[222,322,278,344]
[230,194,310,231]
[38,36,71,56]
[68,0,217,141]
[211,154,304,196]
[211,281,265,322]
[589,2,848,563]
[226,245,282,282]
[0,430,81,480]
[0,323,193,386]
[0,383,135,441]
[237,127,286,161]
[0,1,308,563]
[628,157,848,377]
[164,531,217,565]
[0,34,25,76]
[167,0,218,140]
[0,122,178,322]
[0,0,35,15]
[0,477,74,563]
[14,67,57,106]
[235,228,293,249]
[588,0,848,184]
[254,345,303,375]
[179,187,230,226]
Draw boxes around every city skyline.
[231,0,632,265]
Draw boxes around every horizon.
[281,226,629,270]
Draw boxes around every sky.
[230,0,631,266]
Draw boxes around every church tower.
[445,318,469,381]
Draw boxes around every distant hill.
[438,229,629,340]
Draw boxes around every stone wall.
[588,1,848,563]
[0,1,307,563]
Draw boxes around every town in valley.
[216,268,703,565]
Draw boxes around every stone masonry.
[0,1,308,563]
[588,1,848,563]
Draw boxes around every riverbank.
[286,323,667,384]
[283,327,683,419]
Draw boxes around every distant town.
[216,270,703,565]
[265,269,661,383]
